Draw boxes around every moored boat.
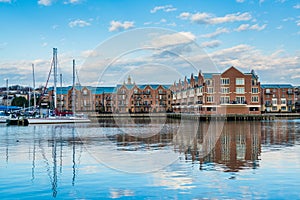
[6,118,29,126]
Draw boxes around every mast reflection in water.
[0,119,299,199]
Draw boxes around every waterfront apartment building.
[171,66,261,115]
[261,84,295,113]
[48,76,172,113]
[114,77,172,113]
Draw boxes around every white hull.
[0,119,7,123]
[28,117,91,124]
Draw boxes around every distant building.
[171,66,261,115]
[261,84,295,113]
[114,76,172,113]
[48,76,172,113]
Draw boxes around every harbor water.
[0,118,300,199]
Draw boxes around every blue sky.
[0,0,299,87]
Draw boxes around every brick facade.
[171,66,261,115]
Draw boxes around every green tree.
[11,96,28,107]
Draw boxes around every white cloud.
[69,19,91,28]
[150,32,196,48]
[178,12,190,19]
[294,3,300,9]
[0,0,11,3]
[109,20,134,32]
[235,23,267,31]
[259,0,265,4]
[209,44,300,83]
[236,0,245,3]
[150,5,177,13]
[38,0,53,6]
[64,0,81,4]
[297,20,300,26]
[178,12,252,25]
[201,40,222,48]
[200,27,230,38]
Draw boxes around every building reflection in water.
[173,121,261,172]
[1,119,299,198]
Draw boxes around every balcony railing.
[158,91,167,95]
[197,101,203,104]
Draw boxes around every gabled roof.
[261,84,294,89]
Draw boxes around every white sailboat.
[28,48,90,124]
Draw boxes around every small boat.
[27,115,90,124]
[6,118,29,126]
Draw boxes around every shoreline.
[88,112,300,121]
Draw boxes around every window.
[272,106,277,111]
[236,78,245,85]
[252,87,259,94]
[83,90,88,95]
[281,98,286,105]
[207,87,214,94]
[221,87,230,94]
[205,79,212,86]
[251,96,259,102]
[221,78,230,85]
[220,96,230,104]
[236,96,245,104]
[281,106,286,111]
[265,100,271,106]
[236,87,245,94]
[266,89,270,94]
[272,98,277,105]
[206,96,214,103]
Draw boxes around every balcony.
[265,103,272,107]
[196,101,203,104]
[158,91,167,95]
[265,90,272,94]
[287,91,293,95]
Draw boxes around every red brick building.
[171,66,261,115]
[261,84,295,112]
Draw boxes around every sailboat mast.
[72,59,76,115]
[60,74,62,112]
[53,48,58,110]
[32,64,36,109]
[6,79,8,111]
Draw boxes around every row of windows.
[206,96,259,103]
[205,87,259,94]
[220,78,245,85]
[265,89,293,93]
